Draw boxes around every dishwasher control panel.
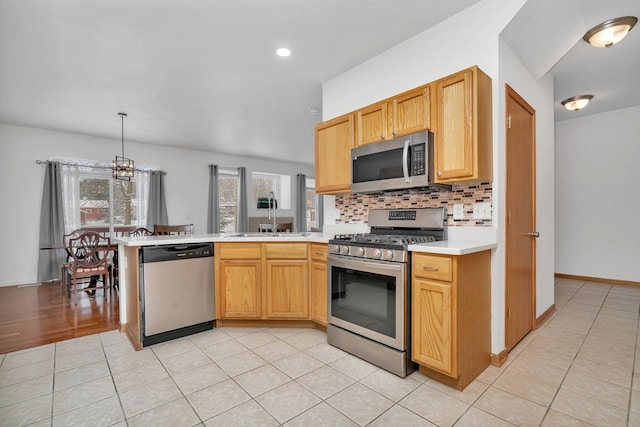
[141,243,214,263]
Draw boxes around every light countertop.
[408,240,497,255]
[115,232,330,247]
[115,233,495,255]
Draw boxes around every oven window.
[330,266,397,338]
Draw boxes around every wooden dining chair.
[153,224,193,235]
[129,227,154,236]
[60,229,87,289]
[67,231,112,304]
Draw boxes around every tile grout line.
[544,281,638,425]
[537,280,610,425]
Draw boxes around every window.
[252,172,291,209]
[306,178,319,230]
[79,174,137,227]
[218,169,239,232]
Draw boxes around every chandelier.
[112,112,134,181]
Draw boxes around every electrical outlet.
[453,204,464,220]
[473,202,492,220]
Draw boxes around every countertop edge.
[115,233,331,247]
[408,241,497,255]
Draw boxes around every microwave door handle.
[402,139,411,182]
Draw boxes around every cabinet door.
[265,260,309,319]
[355,101,388,146]
[391,86,430,137]
[434,69,474,181]
[219,259,261,319]
[310,259,327,325]
[412,278,456,376]
[315,113,354,194]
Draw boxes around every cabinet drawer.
[218,243,261,260]
[413,254,453,282]
[310,243,328,261]
[264,243,308,259]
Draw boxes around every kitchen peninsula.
[116,232,495,389]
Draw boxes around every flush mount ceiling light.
[112,112,135,181]
[583,16,637,48]
[561,95,594,111]
[276,47,291,57]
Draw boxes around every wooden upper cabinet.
[354,85,431,147]
[355,102,388,146]
[434,66,492,183]
[391,85,430,138]
[315,113,354,194]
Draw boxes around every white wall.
[322,0,525,120]
[498,40,555,328]
[555,105,640,282]
[0,123,314,286]
[321,0,529,355]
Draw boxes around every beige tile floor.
[1,278,639,426]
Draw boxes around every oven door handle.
[327,255,405,275]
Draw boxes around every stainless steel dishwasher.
[139,242,214,346]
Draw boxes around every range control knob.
[372,249,382,259]
[340,246,350,255]
[331,245,341,254]
[384,250,394,260]
[355,247,365,256]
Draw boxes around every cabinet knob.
[392,131,397,137]
[437,171,442,177]
[380,135,385,140]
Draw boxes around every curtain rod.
[35,160,167,175]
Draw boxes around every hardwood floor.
[0,281,119,354]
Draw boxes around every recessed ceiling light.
[561,95,594,111]
[583,16,637,48]
[276,48,291,57]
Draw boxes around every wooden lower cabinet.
[310,243,328,325]
[412,250,491,390]
[413,278,455,375]
[218,259,262,318]
[265,259,308,319]
[217,243,262,319]
[216,242,311,320]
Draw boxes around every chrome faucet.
[267,191,277,234]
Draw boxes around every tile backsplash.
[334,182,492,226]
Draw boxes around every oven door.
[327,255,407,350]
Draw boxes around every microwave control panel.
[411,144,426,175]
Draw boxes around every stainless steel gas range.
[327,207,447,377]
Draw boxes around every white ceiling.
[502,0,640,122]
[1,0,639,166]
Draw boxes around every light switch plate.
[473,202,492,220]
[453,204,464,220]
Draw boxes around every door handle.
[528,231,540,238]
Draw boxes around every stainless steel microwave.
[351,131,451,193]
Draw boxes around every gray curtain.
[37,161,65,282]
[317,194,324,230]
[147,171,168,228]
[237,167,248,232]
[207,164,220,233]
[295,174,307,232]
